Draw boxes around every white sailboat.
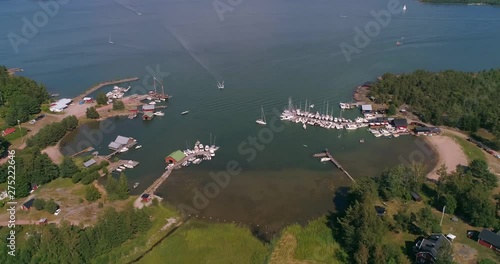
[217,81,224,89]
[108,35,113,44]
[256,106,267,125]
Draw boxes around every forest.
[369,69,500,149]
[0,66,49,126]
[421,0,500,5]
[0,207,152,264]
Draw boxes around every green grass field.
[138,220,270,264]
[446,133,485,162]
[4,127,27,141]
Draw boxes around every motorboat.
[135,145,142,149]
[303,123,307,129]
[155,99,161,103]
[124,164,133,169]
[119,166,126,170]
[345,124,357,130]
[133,182,139,188]
[217,81,224,89]
[149,101,156,105]
[193,158,202,164]
[119,147,129,153]
[204,145,209,151]
[256,106,267,125]
[154,111,164,116]
[403,4,407,12]
[181,110,189,115]
[320,157,331,162]
[116,168,122,172]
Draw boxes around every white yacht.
[303,123,307,129]
[320,157,331,162]
[133,182,139,188]
[119,147,129,153]
[345,124,358,130]
[116,168,122,172]
[181,110,189,115]
[149,101,156,105]
[154,111,164,116]
[256,106,267,125]
[135,145,142,149]
[217,81,224,89]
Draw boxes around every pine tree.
[86,107,100,119]
[116,173,129,200]
[85,185,101,202]
[59,157,80,178]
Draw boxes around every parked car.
[29,119,36,124]
[54,209,61,216]
[35,114,45,121]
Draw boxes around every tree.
[33,199,46,210]
[435,240,454,264]
[86,107,100,119]
[415,207,441,234]
[85,185,101,202]
[96,92,107,105]
[387,103,397,115]
[81,171,100,185]
[112,100,125,110]
[61,115,78,131]
[116,173,130,200]
[435,194,457,215]
[44,199,58,214]
[59,157,80,178]
[354,243,369,264]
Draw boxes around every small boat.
[149,101,156,105]
[256,106,267,125]
[119,165,126,169]
[360,139,365,143]
[204,145,209,151]
[133,182,139,188]
[124,164,133,169]
[155,99,161,103]
[310,104,315,108]
[303,144,308,148]
[119,147,129,153]
[403,4,407,12]
[135,145,142,149]
[303,123,306,129]
[181,110,189,115]
[193,158,202,164]
[320,157,331,162]
[160,98,166,101]
[217,81,224,89]
[116,168,122,172]
[108,35,113,44]
[154,111,164,116]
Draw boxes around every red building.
[478,229,500,252]
[392,118,408,130]
[2,127,16,137]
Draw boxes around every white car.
[54,209,61,216]
[29,119,36,124]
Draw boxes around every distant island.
[421,0,500,5]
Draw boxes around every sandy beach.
[425,135,468,180]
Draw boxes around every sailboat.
[108,35,113,44]
[217,81,224,90]
[403,5,407,12]
[256,107,267,125]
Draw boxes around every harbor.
[75,77,139,102]
[280,97,410,137]
[136,140,220,208]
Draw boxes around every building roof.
[416,234,450,259]
[2,127,16,136]
[114,136,130,145]
[143,104,155,111]
[23,198,35,209]
[50,98,72,110]
[415,127,431,133]
[361,105,373,111]
[392,118,408,127]
[167,150,186,162]
[478,229,500,248]
[83,159,96,168]
[410,191,421,200]
[108,142,122,150]
[144,112,154,117]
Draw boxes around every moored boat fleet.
[180,140,220,168]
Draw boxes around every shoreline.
[423,134,468,181]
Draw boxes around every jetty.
[70,146,94,158]
[75,77,139,102]
[8,68,23,75]
[314,149,356,183]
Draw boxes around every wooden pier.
[75,77,139,102]
[70,146,94,158]
[315,149,356,183]
[104,139,138,160]
[143,151,211,195]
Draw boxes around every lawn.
[445,133,485,162]
[138,220,270,264]
[270,217,347,264]
[92,204,180,264]
[4,127,28,141]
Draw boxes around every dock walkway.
[143,151,211,195]
[75,77,139,102]
[104,140,138,160]
[314,149,356,183]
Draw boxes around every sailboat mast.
[161,82,165,95]
[153,77,157,93]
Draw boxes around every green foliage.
[377,163,425,200]
[112,100,125,110]
[44,199,59,214]
[33,198,46,210]
[479,259,497,264]
[369,69,500,149]
[59,157,80,178]
[0,67,49,125]
[96,92,108,105]
[434,240,454,264]
[387,103,397,116]
[86,106,100,119]
[393,209,414,233]
[85,185,101,202]
[81,171,100,185]
[415,207,441,235]
[26,115,77,149]
[0,136,7,157]
[105,173,129,201]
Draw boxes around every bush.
[44,199,58,214]
[81,171,100,185]
[85,185,102,202]
[33,198,46,210]
[112,100,125,110]
[86,107,100,119]
[96,92,107,105]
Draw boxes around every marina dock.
[109,159,140,172]
[315,149,356,183]
[70,146,94,158]
[75,77,139,102]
